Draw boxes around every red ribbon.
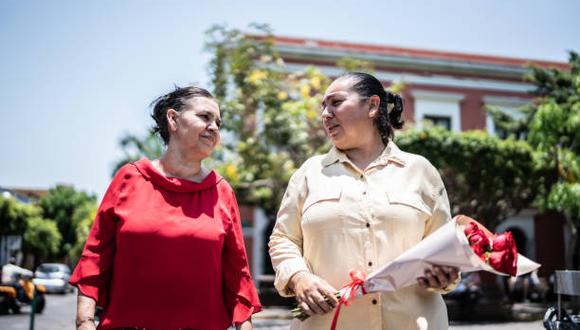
[330,270,367,330]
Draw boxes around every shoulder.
[215,175,234,196]
[397,150,440,177]
[113,162,142,182]
[394,148,445,193]
[289,154,327,183]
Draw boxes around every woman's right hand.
[288,271,339,316]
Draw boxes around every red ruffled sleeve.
[69,164,132,308]
[221,184,262,324]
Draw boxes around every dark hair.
[340,72,404,144]
[150,86,214,144]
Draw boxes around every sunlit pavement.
[0,294,545,330]
[251,308,544,329]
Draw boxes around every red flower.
[463,220,518,275]
[489,250,518,276]
[468,229,491,253]
[464,221,479,237]
[492,232,515,252]
[471,243,486,257]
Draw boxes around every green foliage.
[112,132,164,176]
[69,202,98,263]
[0,195,39,235]
[395,128,538,229]
[22,217,62,261]
[39,185,96,258]
[547,183,580,219]
[485,51,580,265]
[205,24,333,215]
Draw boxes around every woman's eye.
[199,114,209,120]
[332,100,343,106]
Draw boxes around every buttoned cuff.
[274,258,310,297]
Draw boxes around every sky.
[1,0,579,199]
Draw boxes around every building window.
[483,96,529,137]
[411,90,464,132]
[424,115,451,130]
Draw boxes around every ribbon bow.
[330,270,367,330]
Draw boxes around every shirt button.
[372,299,378,305]
[368,261,373,267]
[366,223,370,228]
[362,191,367,195]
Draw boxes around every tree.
[486,52,580,267]
[22,217,62,264]
[69,202,98,263]
[205,24,332,215]
[527,52,580,267]
[0,195,62,265]
[112,132,164,176]
[39,185,96,258]
[395,127,538,230]
[0,194,37,236]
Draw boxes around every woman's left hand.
[417,265,459,290]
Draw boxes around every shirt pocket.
[385,191,432,218]
[301,187,343,231]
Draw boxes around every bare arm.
[76,292,97,330]
[235,318,253,330]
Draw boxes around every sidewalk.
[251,303,548,329]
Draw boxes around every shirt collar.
[321,140,407,168]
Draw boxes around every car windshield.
[37,264,68,273]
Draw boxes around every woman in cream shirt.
[269,72,460,330]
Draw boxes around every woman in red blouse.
[70,87,262,330]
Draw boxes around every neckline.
[132,158,222,192]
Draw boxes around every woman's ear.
[167,109,179,132]
[368,95,380,119]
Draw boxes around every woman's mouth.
[200,134,215,144]
[325,123,340,135]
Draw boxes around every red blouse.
[70,159,262,330]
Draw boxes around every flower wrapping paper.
[340,215,541,299]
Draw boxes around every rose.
[488,232,518,276]
[488,249,517,276]
[492,232,515,252]
[463,222,479,237]
[467,229,491,254]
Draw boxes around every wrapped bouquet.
[292,215,540,327]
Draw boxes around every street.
[0,292,76,330]
[0,293,545,330]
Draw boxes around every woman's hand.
[289,271,338,316]
[417,265,459,290]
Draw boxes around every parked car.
[33,263,73,294]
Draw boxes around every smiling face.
[167,96,221,160]
[321,77,380,150]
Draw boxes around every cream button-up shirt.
[269,142,457,330]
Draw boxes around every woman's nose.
[321,106,334,119]
[207,121,219,131]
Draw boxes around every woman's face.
[321,78,378,150]
[168,97,221,159]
